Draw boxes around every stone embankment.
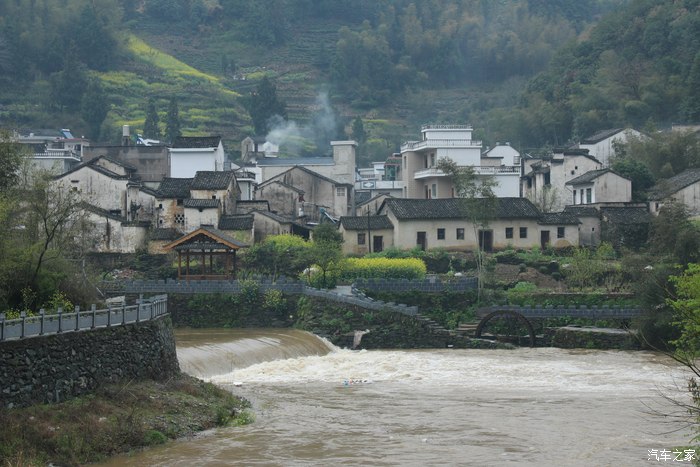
[0,316,179,408]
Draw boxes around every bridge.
[473,305,644,347]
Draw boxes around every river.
[102,328,695,466]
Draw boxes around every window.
[586,188,592,204]
[431,183,437,198]
[437,228,445,240]
[544,172,551,186]
[456,228,465,240]
[336,187,346,197]
[174,213,185,225]
[519,227,528,238]
[557,227,565,238]
[572,191,576,204]
[357,233,366,245]
[505,227,514,239]
[177,199,184,206]
[212,195,217,199]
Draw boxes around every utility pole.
[367,209,372,254]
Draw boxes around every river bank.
[0,374,251,466]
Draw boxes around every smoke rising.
[265,91,341,157]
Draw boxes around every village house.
[400,125,521,199]
[338,215,395,255]
[566,168,632,206]
[82,126,169,188]
[18,128,87,174]
[577,128,643,167]
[371,198,579,252]
[254,165,353,223]
[521,148,602,212]
[243,140,357,186]
[169,136,226,178]
[648,168,700,218]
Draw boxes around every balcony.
[32,149,82,162]
[421,124,473,131]
[413,165,521,179]
[400,139,482,152]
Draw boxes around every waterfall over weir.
[175,329,336,379]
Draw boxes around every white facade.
[169,141,225,178]
[401,125,521,199]
[578,128,643,167]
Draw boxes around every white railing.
[355,180,405,190]
[32,151,81,162]
[400,139,483,151]
[413,166,521,179]
[421,124,473,131]
[0,295,168,341]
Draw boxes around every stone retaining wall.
[0,316,179,408]
[352,276,478,293]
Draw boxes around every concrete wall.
[0,316,179,408]
[83,145,169,183]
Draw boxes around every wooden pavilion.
[162,226,248,280]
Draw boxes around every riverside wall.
[0,316,179,408]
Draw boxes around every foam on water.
[209,346,686,395]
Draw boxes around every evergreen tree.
[143,98,161,140]
[246,77,287,135]
[49,44,89,112]
[351,116,367,144]
[683,51,700,122]
[81,78,109,141]
[165,98,181,143]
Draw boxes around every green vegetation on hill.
[0,0,698,163]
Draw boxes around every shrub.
[340,257,427,280]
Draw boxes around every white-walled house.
[578,128,643,167]
[169,136,225,178]
[400,125,521,199]
[375,198,579,252]
[250,140,357,185]
[648,168,700,217]
[566,169,632,206]
[338,215,395,255]
[521,149,602,212]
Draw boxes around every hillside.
[2,0,698,166]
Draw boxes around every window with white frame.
[336,186,346,197]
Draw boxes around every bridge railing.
[475,305,643,320]
[0,295,168,342]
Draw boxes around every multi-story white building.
[400,125,521,199]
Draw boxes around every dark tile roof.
[237,200,271,213]
[191,171,236,190]
[648,168,700,199]
[80,202,125,222]
[252,210,294,224]
[139,185,160,197]
[172,136,221,148]
[355,191,372,205]
[539,212,580,225]
[581,128,624,144]
[564,206,600,217]
[381,197,541,220]
[55,155,136,181]
[340,215,394,231]
[258,165,352,188]
[600,207,650,224]
[566,168,629,185]
[184,198,220,209]
[157,178,192,198]
[218,215,254,231]
[149,228,180,241]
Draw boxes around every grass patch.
[0,375,250,467]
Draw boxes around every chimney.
[122,125,130,146]
[330,140,357,185]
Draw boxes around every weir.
[176,328,336,379]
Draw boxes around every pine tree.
[143,98,161,140]
[81,78,109,141]
[246,77,287,135]
[165,98,181,143]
